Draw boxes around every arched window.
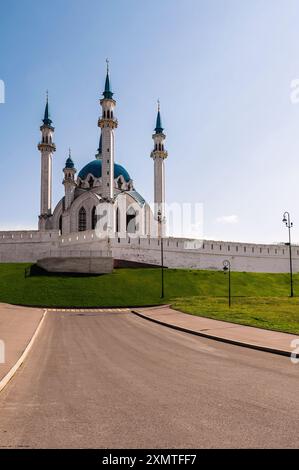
[78,207,87,232]
[59,215,62,234]
[88,176,94,188]
[117,178,122,190]
[116,207,120,233]
[126,207,136,233]
[91,206,97,230]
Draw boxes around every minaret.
[38,93,56,230]
[150,101,168,233]
[98,60,118,200]
[63,149,77,211]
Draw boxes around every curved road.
[0,309,299,448]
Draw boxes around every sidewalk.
[0,303,45,387]
[132,305,298,356]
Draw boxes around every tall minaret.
[38,93,56,230]
[150,101,168,232]
[63,149,77,211]
[98,60,118,201]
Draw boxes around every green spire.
[155,100,163,134]
[103,59,113,99]
[65,148,74,169]
[43,91,53,126]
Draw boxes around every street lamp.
[157,209,165,299]
[223,259,231,307]
[282,211,294,297]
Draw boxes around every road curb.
[132,310,292,357]
[0,309,47,393]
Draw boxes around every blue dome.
[78,160,131,182]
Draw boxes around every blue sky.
[1,0,299,243]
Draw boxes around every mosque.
[38,64,165,238]
[0,65,298,274]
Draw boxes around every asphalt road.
[0,309,298,448]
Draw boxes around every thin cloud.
[215,215,239,225]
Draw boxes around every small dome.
[78,160,131,182]
[65,157,75,169]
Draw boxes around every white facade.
[0,230,298,273]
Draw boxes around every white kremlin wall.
[0,229,298,273]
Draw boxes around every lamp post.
[157,209,165,299]
[282,211,294,298]
[223,259,231,307]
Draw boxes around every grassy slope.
[1,264,299,333]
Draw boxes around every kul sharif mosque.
[37,62,166,237]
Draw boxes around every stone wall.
[0,229,298,273]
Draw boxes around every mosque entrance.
[126,207,136,233]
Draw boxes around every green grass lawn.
[173,296,299,335]
[1,263,299,333]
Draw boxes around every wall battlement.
[0,229,297,272]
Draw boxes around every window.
[59,215,62,234]
[126,207,136,233]
[116,207,120,233]
[78,207,87,232]
[91,207,97,230]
